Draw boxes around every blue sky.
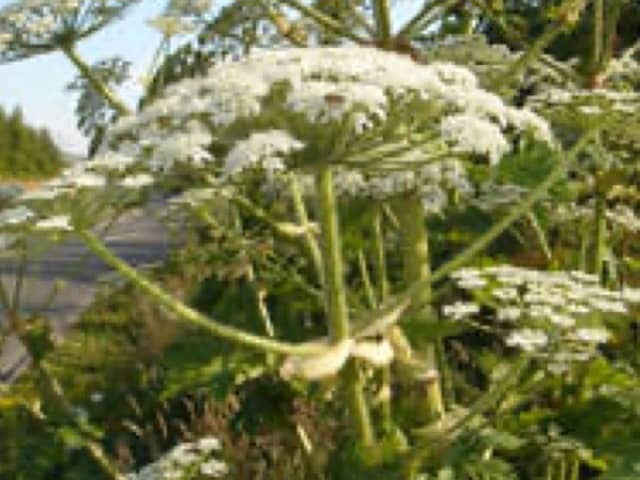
[0,1,419,154]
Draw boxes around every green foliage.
[0,105,64,179]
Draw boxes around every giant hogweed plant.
[3,0,640,478]
[0,42,634,478]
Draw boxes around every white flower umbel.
[88,151,137,172]
[441,114,510,165]
[126,435,226,480]
[447,264,639,358]
[106,46,553,181]
[506,328,549,352]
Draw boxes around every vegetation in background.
[0,105,64,179]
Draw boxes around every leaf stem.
[77,229,324,356]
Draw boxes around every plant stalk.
[78,230,324,357]
[315,166,374,446]
[395,194,444,422]
[62,43,130,116]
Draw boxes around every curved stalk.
[78,229,325,357]
[290,173,324,286]
[62,43,130,116]
[316,166,374,446]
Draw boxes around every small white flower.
[492,287,519,301]
[497,306,522,322]
[0,206,35,227]
[196,436,222,452]
[457,276,487,289]
[120,173,155,188]
[572,327,610,344]
[442,301,480,321]
[200,458,228,478]
[548,312,575,328]
[224,130,305,177]
[34,215,73,232]
[506,328,548,352]
[441,113,510,165]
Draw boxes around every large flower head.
[104,46,554,205]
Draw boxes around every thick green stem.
[373,0,393,46]
[395,194,444,422]
[62,43,130,116]
[593,0,604,74]
[316,167,374,446]
[78,230,323,357]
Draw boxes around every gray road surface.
[0,200,173,386]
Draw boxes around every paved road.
[0,200,173,386]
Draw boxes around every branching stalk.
[62,43,130,116]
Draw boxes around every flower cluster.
[126,436,228,480]
[443,265,640,372]
[98,46,552,214]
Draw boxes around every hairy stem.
[78,230,324,356]
[316,166,374,446]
